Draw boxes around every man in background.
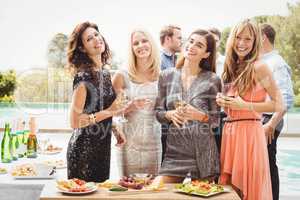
[208,27,225,77]
[261,23,294,200]
[159,25,182,162]
[159,25,182,71]
[209,27,226,153]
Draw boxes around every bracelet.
[89,113,96,124]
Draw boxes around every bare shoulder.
[73,82,87,95]
[112,70,126,89]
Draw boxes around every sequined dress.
[67,69,116,182]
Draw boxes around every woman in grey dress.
[155,29,221,183]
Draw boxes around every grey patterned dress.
[155,68,221,179]
[67,69,116,182]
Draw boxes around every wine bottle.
[1,123,12,163]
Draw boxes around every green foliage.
[15,68,72,103]
[0,95,14,103]
[219,27,231,55]
[253,15,269,24]
[15,69,49,102]
[47,33,68,69]
[295,93,300,107]
[0,70,17,98]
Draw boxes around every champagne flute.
[173,94,187,127]
[117,91,130,123]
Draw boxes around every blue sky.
[0,0,297,71]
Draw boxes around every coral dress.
[219,84,273,200]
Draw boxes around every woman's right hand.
[107,99,126,116]
[165,110,185,128]
[123,98,152,114]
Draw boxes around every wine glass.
[117,91,130,123]
[221,82,234,99]
[173,94,187,127]
[38,135,50,154]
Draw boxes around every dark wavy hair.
[67,21,111,81]
[176,29,216,72]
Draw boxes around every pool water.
[278,148,300,196]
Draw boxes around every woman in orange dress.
[216,19,283,200]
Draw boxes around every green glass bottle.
[16,119,25,158]
[27,117,37,158]
[16,130,25,158]
[1,123,12,163]
[10,132,18,161]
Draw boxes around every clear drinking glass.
[173,93,187,127]
[117,91,130,123]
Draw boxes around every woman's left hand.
[216,95,247,110]
[183,104,209,122]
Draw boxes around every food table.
[0,133,240,200]
[40,183,240,200]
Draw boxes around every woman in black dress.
[67,21,125,182]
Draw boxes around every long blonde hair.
[222,19,262,95]
[127,29,160,82]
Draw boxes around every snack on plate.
[56,178,95,192]
[11,164,37,176]
[98,180,118,188]
[46,144,62,152]
[0,167,7,174]
[43,159,65,168]
[146,176,165,191]
[118,175,154,190]
[175,180,224,195]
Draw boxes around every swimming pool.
[277,138,300,198]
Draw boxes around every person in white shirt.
[208,28,225,78]
[208,27,226,153]
[260,23,294,200]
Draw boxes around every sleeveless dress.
[219,83,273,200]
[116,70,162,176]
[67,69,116,182]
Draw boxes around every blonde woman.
[216,19,283,200]
[112,29,161,176]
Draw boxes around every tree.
[219,27,231,55]
[47,33,68,69]
[0,70,16,98]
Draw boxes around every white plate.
[38,149,62,155]
[43,160,66,169]
[57,186,98,195]
[174,187,230,197]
